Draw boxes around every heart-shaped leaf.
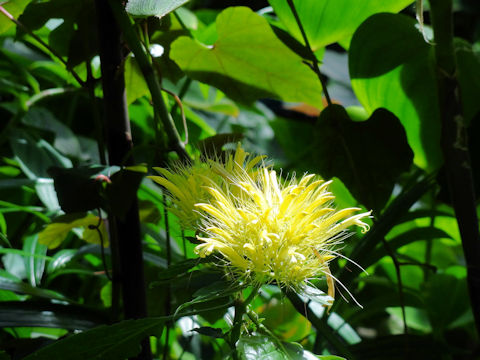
[170,7,323,107]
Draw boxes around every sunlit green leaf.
[268,0,414,50]
[126,0,189,18]
[170,7,323,107]
[349,13,441,170]
[0,0,31,34]
[38,213,108,249]
[236,335,324,360]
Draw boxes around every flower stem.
[229,285,260,358]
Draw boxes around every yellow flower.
[194,166,371,295]
[149,161,216,229]
[148,144,265,230]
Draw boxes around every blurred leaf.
[0,0,31,35]
[10,130,72,179]
[138,199,161,224]
[386,306,431,332]
[314,105,413,212]
[49,166,104,213]
[0,301,106,330]
[38,213,108,249]
[35,179,60,211]
[23,318,165,360]
[126,0,189,18]
[170,7,323,107]
[422,274,472,331]
[349,13,441,170]
[455,39,480,124]
[198,133,244,158]
[21,107,82,158]
[349,334,443,359]
[125,56,149,104]
[260,298,311,341]
[46,249,76,274]
[268,0,414,50]
[362,227,451,268]
[100,282,112,308]
[0,276,68,301]
[192,326,224,338]
[23,235,47,287]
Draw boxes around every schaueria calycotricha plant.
[149,144,371,356]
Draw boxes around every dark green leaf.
[174,278,242,316]
[455,39,480,124]
[349,13,441,171]
[192,326,224,338]
[0,301,106,330]
[10,130,72,179]
[362,227,451,268]
[0,277,69,301]
[23,318,165,360]
[314,105,413,212]
[349,334,444,360]
[422,274,472,331]
[21,107,81,158]
[49,166,104,213]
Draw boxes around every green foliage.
[170,7,323,106]
[0,0,479,359]
[126,0,190,18]
[349,13,441,170]
[268,0,414,49]
[23,318,165,360]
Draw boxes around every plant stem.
[95,1,151,359]
[229,286,260,358]
[285,0,332,106]
[429,0,480,336]
[107,0,189,161]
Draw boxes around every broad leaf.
[38,213,108,249]
[0,301,106,330]
[349,13,441,170]
[23,318,165,360]
[0,0,31,34]
[170,7,323,107]
[23,234,47,287]
[313,105,413,212]
[422,274,472,331]
[10,130,72,179]
[236,335,326,360]
[268,0,414,50]
[126,0,189,18]
[362,227,451,268]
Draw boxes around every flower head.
[151,144,371,300]
[194,166,371,293]
[148,144,265,229]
